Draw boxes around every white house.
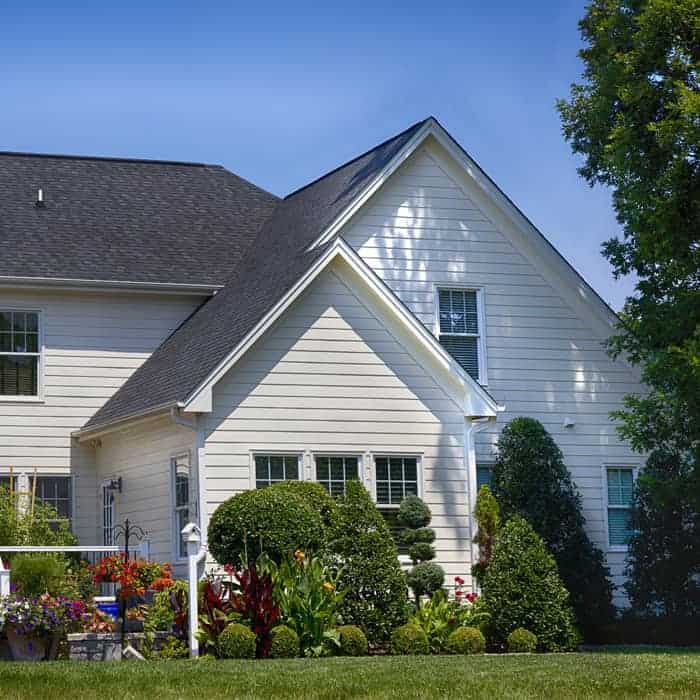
[0,118,642,600]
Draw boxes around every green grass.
[1,650,699,699]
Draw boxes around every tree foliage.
[558,0,700,615]
[624,451,700,616]
[491,418,614,637]
[471,485,500,586]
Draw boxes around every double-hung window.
[437,289,485,382]
[315,455,359,497]
[0,310,40,397]
[172,455,191,559]
[606,467,634,548]
[254,454,299,489]
[375,456,419,506]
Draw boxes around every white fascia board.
[184,237,500,418]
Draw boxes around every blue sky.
[0,1,634,309]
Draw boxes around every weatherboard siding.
[203,267,474,580]
[342,143,643,600]
[0,288,201,543]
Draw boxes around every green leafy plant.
[9,554,67,597]
[446,626,485,655]
[409,589,489,654]
[271,551,345,657]
[491,417,615,637]
[208,485,324,566]
[268,625,299,659]
[159,637,189,659]
[329,481,409,644]
[507,628,537,653]
[217,622,256,659]
[337,625,368,656]
[398,496,444,600]
[482,516,580,652]
[472,485,500,586]
[196,578,241,655]
[391,623,429,655]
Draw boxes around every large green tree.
[558,0,700,612]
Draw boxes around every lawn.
[1,649,699,699]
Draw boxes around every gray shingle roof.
[83,118,428,429]
[0,152,279,286]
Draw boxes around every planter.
[6,629,50,661]
[66,631,176,661]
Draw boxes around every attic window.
[0,311,41,397]
[437,288,486,383]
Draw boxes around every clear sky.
[0,0,635,310]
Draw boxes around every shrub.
[491,418,615,638]
[208,486,324,566]
[159,637,189,659]
[397,495,431,529]
[472,485,500,586]
[269,625,299,658]
[408,541,435,563]
[9,554,67,597]
[217,623,256,659]
[507,628,537,653]
[446,626,485,655]
[329,481,409,644]
[337,625,368,656]
[406,562,444,599]
[482,516,579,652]
[272,481,339,533]
[391,624,429,655]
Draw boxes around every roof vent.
[35,188,44,207]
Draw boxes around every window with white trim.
[315,455,359,497]
[437,289,484,382]
[375,456,419,506]
[0,311,40,397]
[172,455,191,559]
[606,467,634,547]
[254,454,299,489]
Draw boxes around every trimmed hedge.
[482,516,579,652]
[406,562,444,598]
[446,626,486,655]
[391,624,429,655]
[269,625,299,659]
[217,623,256,659]
[337,625,368,656]
[507,628,537,653]
[208,485,324,566]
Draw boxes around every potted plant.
[0,594,89,661]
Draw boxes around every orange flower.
[294,549,305,562]
[323,582,334,592]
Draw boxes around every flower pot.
[6,629,49,662]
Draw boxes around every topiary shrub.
[507,628,537,653]
[471,485,500,586]
[268,625,299,659]
[208,485,324,566]
[398,495,444,599]
[406,562,445,599]
[272,480,339,533]
[330,481,409,644]
[491,417,614,638]
[482,516,579,652]
[446,626,486,655]
[391,624,429,655]
[337,625,368,656]
[217,623,256,659]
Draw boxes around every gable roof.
[0,151,279,287]
[80,120,432,431]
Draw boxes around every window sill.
[0,395,44,403]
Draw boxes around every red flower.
[466,592,478,604]
[223,564,235,575]
[455,590,464,597]
[454,576,465,585]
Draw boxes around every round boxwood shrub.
[507,628,537,653]
[408,541,435,563]
[391,624,429,655]
[272,480,339,531]
[268,625,299,659]
[446,626,486,655]
[397,495,431,529]
[337,625,368,656]
[217,623,256,659]
[482,516,579,652]
[208,485,323,566]
[406,561,444,598]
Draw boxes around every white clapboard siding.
[95,417,194,573]
[343,143,644,601]
[0,288,200,544]
[203,267,473,581]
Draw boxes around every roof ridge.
[282,117,429,200]
[0,150,217,168]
